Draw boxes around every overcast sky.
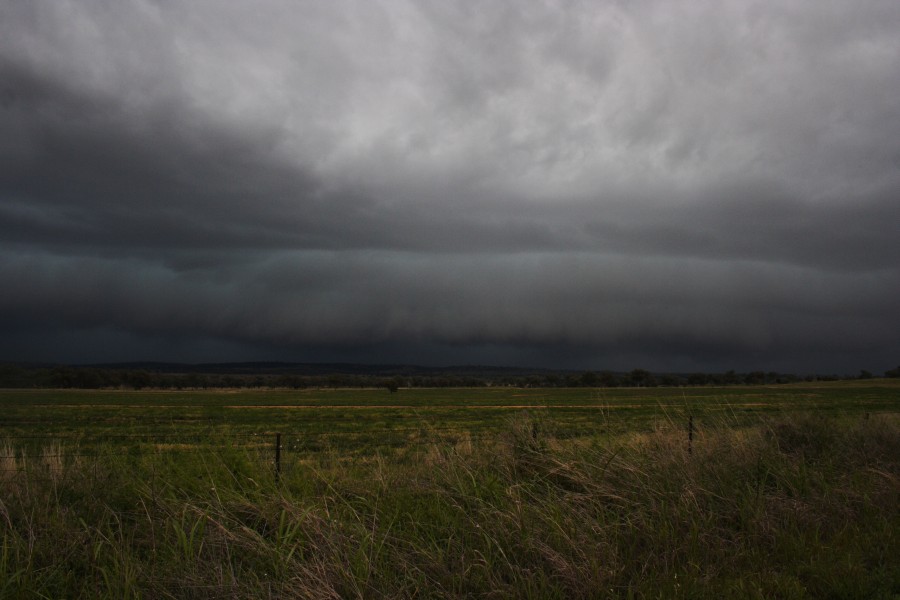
[2,0,899,373]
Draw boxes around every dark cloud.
[2,0,900,373]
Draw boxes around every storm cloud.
[2,0,899,372]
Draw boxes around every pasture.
[2,380,896,449]
[1,381,898,598]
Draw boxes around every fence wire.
[0,412,725,482]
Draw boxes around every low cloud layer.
[3,0,900,372]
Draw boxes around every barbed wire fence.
[0,416,699,480]
[4,408,893,483]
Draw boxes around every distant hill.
[2,361,834,389]
[87,361,562,377]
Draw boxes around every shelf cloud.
[3,0,900,372]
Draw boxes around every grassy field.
[1,380,897,445]
[1,381,898,598]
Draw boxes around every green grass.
[0,382,898,597]
[1,380,896,446]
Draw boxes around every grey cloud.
[2,0,900,372]
[2,249,897,371]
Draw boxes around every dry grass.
[0,413,898,598]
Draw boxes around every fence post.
[688,416,693,456]
[274,432,282,483]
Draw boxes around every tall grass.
[1,413,897,598]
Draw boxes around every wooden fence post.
[688,416,693,456]
[274,433,282,483]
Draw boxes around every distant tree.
[0,364,29,388]
[125,370,152,390]
[885,365,900,378]
[722,370,740,385]
[564,373,582,387]
[49,367,74,388]
[598,371,620,387]
[859,370,874,380]
[525,375,543,388]
[544,374,561,387]
[76,368,104,389]
[275,375,305,389]
[184,373,209,389]
[777,373,800,384]
[628,369,656,387]
[658,373,683,387]
[687,372,709,386]
[579,371,599,387]
[745,371,766,385]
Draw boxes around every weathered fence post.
[688,416,694,456]
[274,433,282,483]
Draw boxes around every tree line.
[1,363,897,390]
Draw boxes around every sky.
[2,0,899,374]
